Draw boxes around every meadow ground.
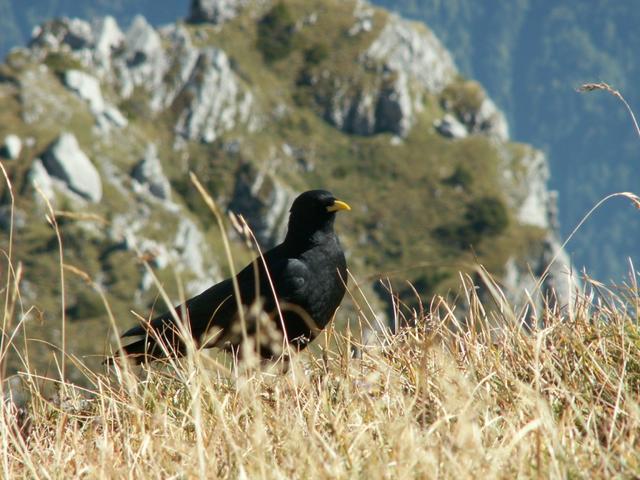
[1,264,639,479]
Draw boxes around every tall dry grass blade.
[235,214,292,361]
[0,162,16,386]
[33,185,67,385]
[520,191,640,321]
[189,172,248,347]
[579,82,640,139]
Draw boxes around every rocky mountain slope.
[374,0,640,281]
[0,0,576,379]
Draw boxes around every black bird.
[113,190,351,363]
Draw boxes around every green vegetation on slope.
[0,0,546,380]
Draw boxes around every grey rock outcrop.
[63,69,128,130]
[433,114,468,139]
[42,133,102,202]
[326,88,376,136]
[94,16,124,65]
[30,17,94,51]
[326,14,455,137]
[174,47,254,143]
[127,216,217,296]
[500,146,551,230]
[542,234,581,308]
[30,15,123,74]
[228,163,295,248]
[539,234,579,310]
[366,15,456,94]
[375,71,413,136]
[349,1,374,36]
[151,25,200,111]
[26,16,257,142]
[0,205,26,231]
[323,12,506,142]
[173,216,215,293]
[474,97,509,141]
[188,0,249,24]
[325,72,413,137]
[1,134,22,159]
[131,143,171,200]
[28,159,56,203]
[109,206,220,299]
[64,69,104,113]
[502,233,580,326]
[114,16,168,100]
[437,82,509,141]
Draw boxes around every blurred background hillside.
[1,0,636,381]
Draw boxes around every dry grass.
[1,256,640,478]
[1,177,640,479]
[1,83,640,478]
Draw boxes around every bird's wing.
[121,278,236,338]
[117,278,237,362]
[115,254,310,362]
[260,256,311,308]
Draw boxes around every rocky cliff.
[0,0,577,377]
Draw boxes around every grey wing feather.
[269,258,310,304]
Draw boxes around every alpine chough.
[112,189,351,363]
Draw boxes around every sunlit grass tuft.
[1,259,639,478]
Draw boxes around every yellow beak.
[326,200,351,213]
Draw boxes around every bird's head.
[286,190,351,244]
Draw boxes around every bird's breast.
[300,245,347,321]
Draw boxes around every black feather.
[108,189,349,364]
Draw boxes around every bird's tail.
[105,318,188,365]
[104,337,163,365]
